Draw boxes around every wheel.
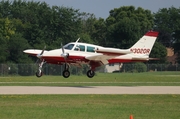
[87,70,95,78]
[36,71,42,78]
[63,70,70,78]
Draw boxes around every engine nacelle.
[61,53,69,58]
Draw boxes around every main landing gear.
[61,64,95,78]
[62,68,95,78]
[62,64,70,78]
[87,70,95,78]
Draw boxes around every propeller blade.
[60,42,69,63]
[61,43,65,54]
[75,38,80,43]
[40,46,46,55]
[37,46,46,59]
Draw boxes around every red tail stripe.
[145,31,159,37]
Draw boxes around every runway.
[0,86,180,94]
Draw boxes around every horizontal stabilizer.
[132,57,160,61]
[148,58,160,60]
[132,57,149,61]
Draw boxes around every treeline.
[0,0,180,64]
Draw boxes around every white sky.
[29,0,180,18]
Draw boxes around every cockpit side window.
[74,45,85,51]
[87,46,95,53]
[64,44,74,50]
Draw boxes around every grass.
[0,95,180,119]
[0,72,180,86]
[0,72,180,119]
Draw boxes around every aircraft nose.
[23,50,28,53]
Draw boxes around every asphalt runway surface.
[0,86,180,94]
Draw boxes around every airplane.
[23,31,159,78]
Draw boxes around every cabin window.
[109,63,114,66]
[74,45,85,51]
[64,44,74,50]
[87,46,95,53]
[79,45,85,51]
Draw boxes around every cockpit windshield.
[63,44,75,50]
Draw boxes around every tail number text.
[130,48,150,54]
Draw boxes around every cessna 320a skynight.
[23,31,159,78]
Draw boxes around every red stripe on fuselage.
[41,56,87,64]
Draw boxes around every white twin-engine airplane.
[23,31,159,78]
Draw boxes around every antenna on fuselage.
[76,38,80,43]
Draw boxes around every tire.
[63,70,70,78]
[36,71,42,78]
[87,70,95,78]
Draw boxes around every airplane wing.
[85,54,113,65]
[95,47,132,56]
[85,48,131,65]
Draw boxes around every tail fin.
[130,31,159,56]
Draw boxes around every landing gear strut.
[62,64,70,78]
[36,59,45,78]
[87,70,95,78]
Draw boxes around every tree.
[106,6,154,48]
[154,7,180,46]
[8,33,32,63]
[0,18,16,63]
[149,42,167,63]
[78,13,97,44]
[1,0,84,48]
[154,7,180,63]
[0,0,11,18]
[91,18,107,46]
[0,35,8,63]
[0,18,15,39]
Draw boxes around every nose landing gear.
[36,71,43,77]
[36,59,45,78]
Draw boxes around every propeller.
[37,46,46,58]
[61,43,69,59]
[36,46,46,63]
[60,38,80,63]
[60,43,70,70]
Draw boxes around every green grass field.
[0,72,180,86]
[0,72,180,119]
[0,95,180,119]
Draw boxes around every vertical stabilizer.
[130,31,159,56]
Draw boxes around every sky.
[30,0,180,18]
